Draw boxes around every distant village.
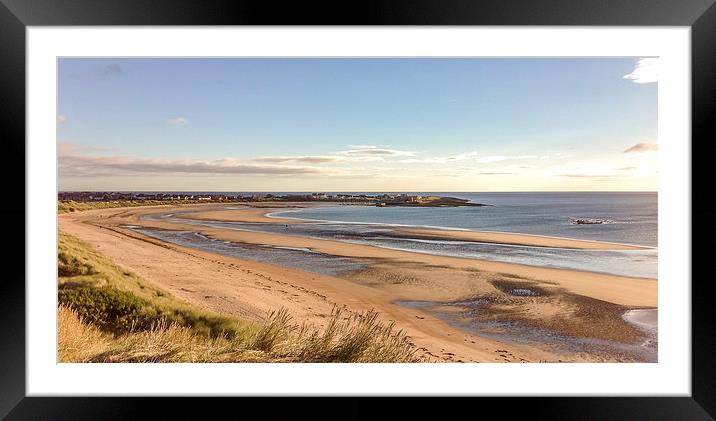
[58,192,483,207]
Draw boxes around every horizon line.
[58,190,658,193]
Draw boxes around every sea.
[135,192,658,279]
[271,192,657,247]
[268,192,658,279]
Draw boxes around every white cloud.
[398,152,539,165]
[339,145,415,157]
[57,115,66,124]
[58,141,550,182]
[444,151,480,161]
[624,143,658,153]
[251,145,416,164]
[623,58,658,84]
[254,147,539,167]
[168,117,189,125]
[310,145,418,162]
[347,145,380,150]
[397,152,477,164]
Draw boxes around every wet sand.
[59,203,658,362]
[182,206,309,224]
[392,228,647,250]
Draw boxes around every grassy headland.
[57,231,420,362]
[58,193,487,214]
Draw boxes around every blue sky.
[57,58,658,191]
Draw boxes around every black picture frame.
[2,0,714,418]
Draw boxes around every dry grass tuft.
[59,305,421,363]
[292,306,418,362]
[58,305,110,362]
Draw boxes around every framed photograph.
[3,0,714,418]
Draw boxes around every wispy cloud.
[61,139,548,178]
[338,145,415,158]
[624,143,657,153]
[251,145,414,164]
[252,155,345,164]
[168,117,189,126]
[623,58,658,84]
[557,174,622,178]
[347,145,379,150]
[58,144,338,177]
[59,156,335,177]
[446,151,480,161]
[475,155,537,164]
[552,162,635,179]
[398,152,538,165]
[57,115,66,124]
[97,64,122,76]
[57,141,107,156]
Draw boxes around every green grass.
[58,231,249,338]
[57,231,421,362]
[59,286,154,334]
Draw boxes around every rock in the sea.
[569,218,613,225]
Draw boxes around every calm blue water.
[138,192,657,279]
[271,192,657,247]
[157,218,657,278]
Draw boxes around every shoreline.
[178,203,651,251]
[264,208,475,231]
[88,204,658,305]
[265,207,656,250]
[59,203,658,362]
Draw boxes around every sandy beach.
[59,203,658,362]
[54,57,661,371]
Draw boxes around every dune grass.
[58,199,243,214]
[59,199,172,213]
[59,304,420,363]
[58,231,250,338]
[58,231,421,362]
